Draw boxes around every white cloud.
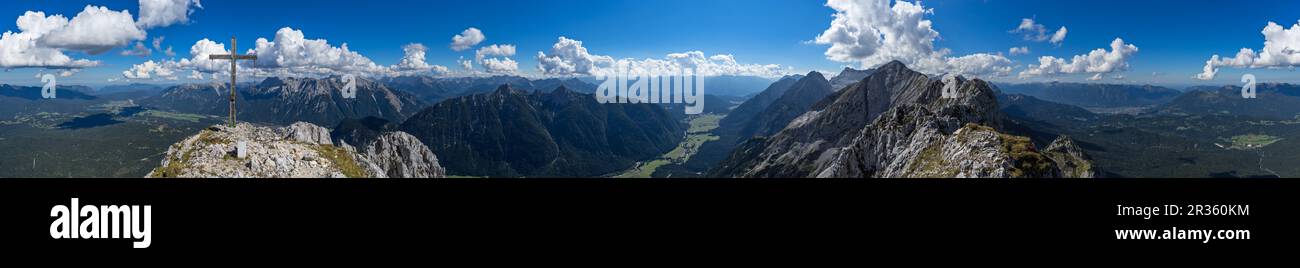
[536,37,615,76]
[468,44,518,74]
[123,60,177,80]
[125,27,459,80]
[137,0,203,28]
[481,57,519,74]
[0,11,100,69]
[1018,38,1139,79]
[458,57,473,70]
[1087,73,1102,81]
[121,41,152,57]
[450,27,484,51]
[392,43,449,75]
[1009,46,1030,55]
[944,53,1014,77]
[1012,18,1067,45]
[1050,27,1068,45]
[38,5,147,55]
[475,44,516,61]
[1196,21,1300,80]
[536,36,791,78]
[811,0,1013,77]
[250,27,391,77]
[152,36,164,50]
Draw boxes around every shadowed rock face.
[399,85,684,177]
[148,121,445,178]
[711,61,1092,178]
[829,67,873,92]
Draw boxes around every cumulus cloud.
[392,43,449,75]
[1012,18,1067,45]
[1050,27,1068,45]
[124,27,460,80]
[123,60,177,80]
[1019,38,1139,79]
[536,36,791,78]
[0,11,100,69]
[480,57,519,74]
[450,27,484,51]
[1009,46,1030,56]
[1195,21,1300,80]
[137,0,203,28]
[250,27,392,77]
[475,44,516,61]
[536,37,615,76]
[38,5,147,55]
[811,0,1013,77]
[462,44,519,74]
[458,57,473,70]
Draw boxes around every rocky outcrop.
[286,122,334,146]
[710,61,1092,178]
[148,122,445,178]
[1042,135,1095,178]
[356,132,447,178]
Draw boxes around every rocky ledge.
[147,122,445,178]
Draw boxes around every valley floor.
[612,114,722,178]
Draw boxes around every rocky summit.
[147,122,445,178]
[710,61,1093,178]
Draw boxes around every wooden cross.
[208,36,257,127]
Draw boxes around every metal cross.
[208,36,258,127]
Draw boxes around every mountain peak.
[877,60,910,73]
[803,71,826,81]
[492,84,516,95]
[147,122,444,178]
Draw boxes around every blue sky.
[1,0,1298,87]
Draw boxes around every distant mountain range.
[997,82,1181,108]
[17,65,1300,178]
[398,85,685,177]
[141,76,425,127]
[96,83,165,95]
[382,75,596,104]
[1156,83,1300,120]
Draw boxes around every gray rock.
[285,121,333,145]
[147,122,445,178]
[712,60,1090,178]
[1043,135,1096,178]
[359,131,447,178]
